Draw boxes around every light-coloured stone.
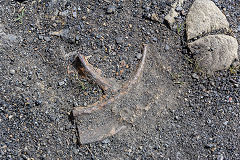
[165,0,185,26]
[186,0,229,40]
[188,34,238,73]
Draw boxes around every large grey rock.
[188,34,238,73]
[186,0,229,40]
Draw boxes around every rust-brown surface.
[76,54,121,92]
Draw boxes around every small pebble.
[52,23,57,27]
[10,69,15,75]
[38,35,43,40]
[151,13,159,21]
[136,53,142,60]
[237,25,240,32]
[189,101,194,107]
[175,115,180,120]
[73,148,79,154]
[165,44,170,50]
[182,49,188,54]
[111,52,117,56]
[152,37,157,42]
[210,81,215,86]
[107,5,116,14]
[115,37,123,44]
[44,37,51,42]
[58,81,65,86]
[35,100,42,106]
[65,124,71,130]
[181,10,186,16]
[59,10,69,17]
[73,102,78,107]
[72,11,77,18]
[75,35,80,41]
[192,73,199,80]
[143,6,150,11]
[223,121,228,125]
[21,154,29,160]
[22,81,27,86]
[205,143,216,149]
[175,6,183,12]
[234,84,239,88]
[231,61,240,67]
[217,154,224,160]
[207,119,212,124]
[102,138,110,144]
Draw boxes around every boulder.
[188,34,238,73]
[186,0,229,40]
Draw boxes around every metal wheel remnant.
[72,44,148,144]
[73,44,148,117]
[72,44,178,144]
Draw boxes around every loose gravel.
[0,0,239,159]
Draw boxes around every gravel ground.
[0,0,239,159]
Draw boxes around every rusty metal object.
[77,54,120,92]
[72,44,148,117]
[73,44,148,144]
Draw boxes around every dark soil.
[0,0,239,159]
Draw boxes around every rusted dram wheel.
[73,44,148,144]
[73,44,148,117]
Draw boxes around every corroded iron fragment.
[76,54,121,92]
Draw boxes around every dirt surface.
[0,0,239,159]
